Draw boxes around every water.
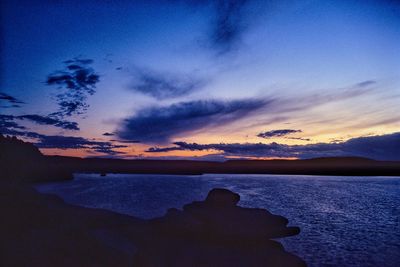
[36,174,400,267]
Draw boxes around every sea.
[36,173,400,267]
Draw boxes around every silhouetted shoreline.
[2,135,400,185]
[47,155,400,178]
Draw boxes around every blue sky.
[1,0,400,159]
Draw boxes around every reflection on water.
[36,174,400,267]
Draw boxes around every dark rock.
[205,188,240,206]
[137,188,307,267]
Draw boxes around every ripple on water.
[36,174,400,267]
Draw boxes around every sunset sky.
[1,0,400,160]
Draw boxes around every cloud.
[257,129,302,138]
[207,0,251,54]
[103,132,115,136]
[0,92,25,104]
[147,132,400,160]
[241,80,380,129]
[130,69,205,100]
[147,141,292,157]
[116,98,272,144]
[0,126,127,156]
[34,135,127,155]
[17,115,79,130]
[180,0,256,54]
[356,80,376,87]
[0,114,79,131]
[0,92,25,108]
[0,115,126,155]
[46,58,100,117]
[285,137,311,142]
[0,115,26,131]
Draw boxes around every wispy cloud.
[257,129,302,138]
[181,0,258,54]
[117,98,273,144]
[356,80,376,87]
[0,115,26,131]
[0,92,25,108]
[0,114,79,131]
[18,115,79,130]
[46,58,100,117]
[130,69,206,100]
[285,137,311,142]
[208,0,251,54]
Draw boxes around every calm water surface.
[36,174,400,267]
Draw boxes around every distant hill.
[47,153,400,177]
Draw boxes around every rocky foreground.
[0,183,306,267]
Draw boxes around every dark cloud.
[0,126,127,156]
[0,114,79,131]
[130,70,205,100]
[34,135,127,155]
[0,92,25,108]
[147,132,400,160]
[0,115,26,131]
[117,98,272,144]
[0,105,22,109]
[103,132,115,136]
[286,137,311,142]
[0,120,48,139]
[18,115,79,130]
[147,141,290,156]
[0,128,42,139]
[257,129,301,138]
[46,58,100,117]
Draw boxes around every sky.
[1,0,400,160]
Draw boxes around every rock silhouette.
[134,188,306,267]
[0,181,306,266]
